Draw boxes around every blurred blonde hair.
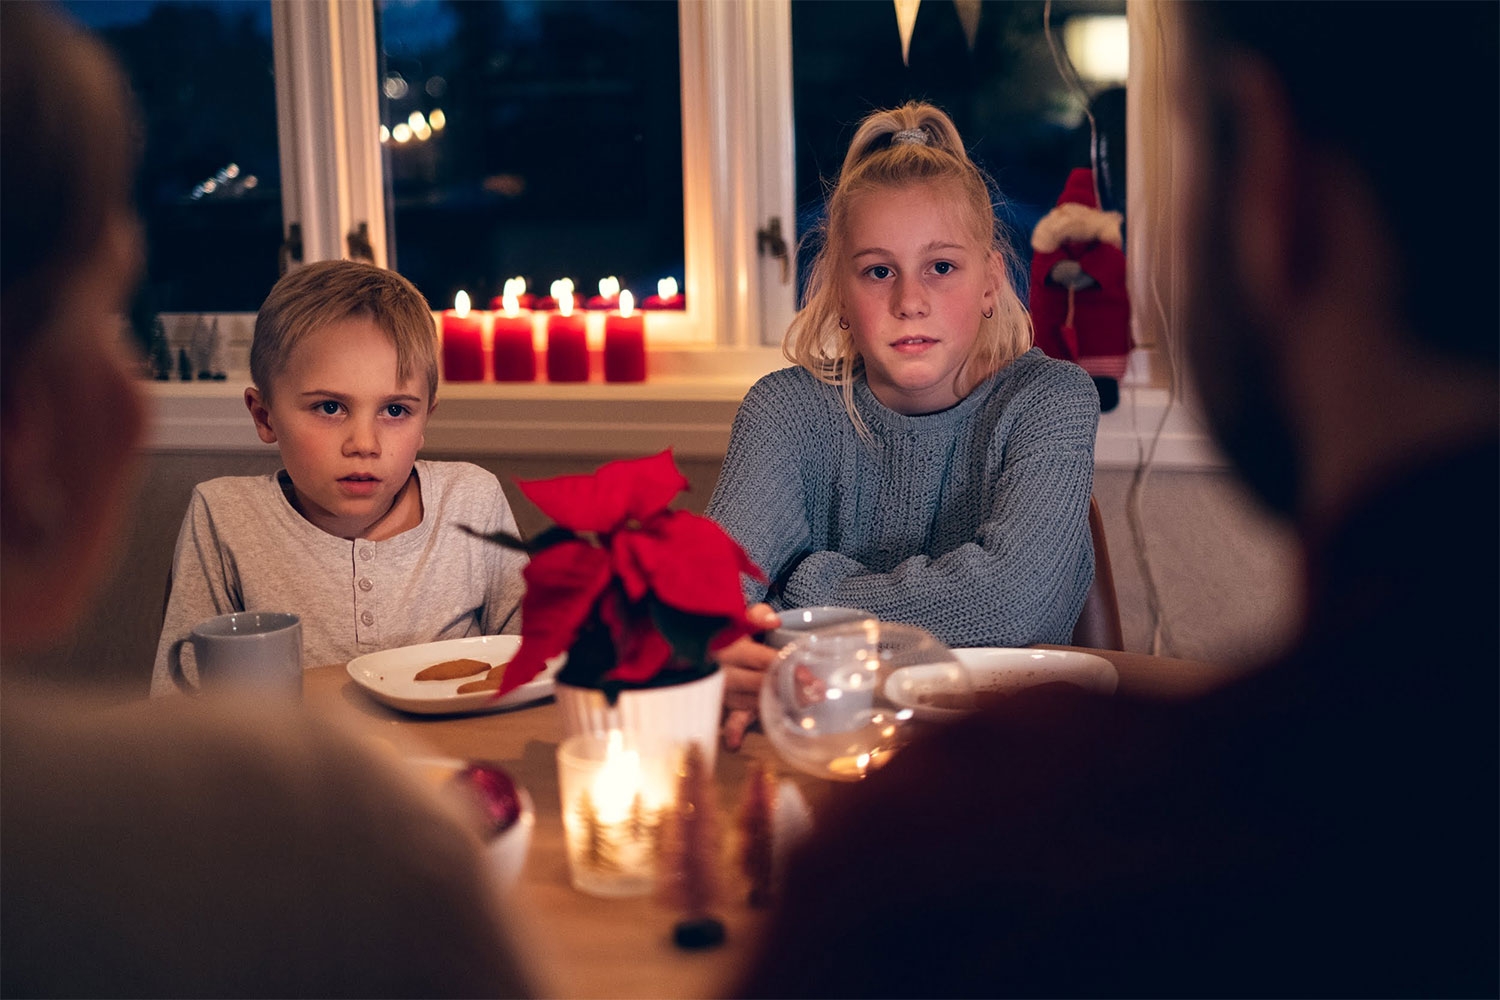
[784,102,1032,434]
[251,260,439,404]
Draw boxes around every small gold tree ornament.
[658,743,725,949]
[737,758,777,908]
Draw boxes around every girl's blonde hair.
[784,102,1033,431]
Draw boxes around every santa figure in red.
[1029,167,1132,411]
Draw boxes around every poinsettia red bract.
[496,450,765,696]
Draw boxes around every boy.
[152,260,525,696]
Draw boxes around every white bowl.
[408,757,534,890]
[887,647,1119,722]
[483,787,534,891]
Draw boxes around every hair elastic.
[891,127,929,146]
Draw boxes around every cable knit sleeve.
[706,371,817,603]
[780,359,1099,647]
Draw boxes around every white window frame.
[271,0,386,269]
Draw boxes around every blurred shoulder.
[2,690,532,996]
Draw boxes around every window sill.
[143,347,1225,470]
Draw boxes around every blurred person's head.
[785,102,1031,429]
[245,261,438,540]
[1171,1,1498,526]
[1,4,146,656]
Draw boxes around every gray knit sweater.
[706,348,1099,647]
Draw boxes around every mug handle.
[168,637,200,695]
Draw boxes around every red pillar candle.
[604,288,646,382]
[641,276,686,310]
[545,292,589,382]
[585,274,621,311]
[441,291,485,382]
[491,293,536,382]
[490,276,535,312]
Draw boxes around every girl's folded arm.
[781,384,1098,647]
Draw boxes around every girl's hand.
[714,603,781,751]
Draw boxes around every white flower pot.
[554,668,725,772]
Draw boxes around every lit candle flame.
[592,729,642,824]
[501,293,519,317]
[657,277,678,300]
[618,289,635,318]
[599,275,620,300]
[453,290,470,317]
[503,276,526,298]
[559,291,574,317]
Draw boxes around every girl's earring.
[838,316,850,330]
[982,306,995,320]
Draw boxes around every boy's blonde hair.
[784,102,1032,429]
[250,259,439,403]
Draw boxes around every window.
[61,0,283,334]
[374,1,685,315]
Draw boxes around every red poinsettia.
[479,451,764,700]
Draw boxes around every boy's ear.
[244,387,278,444]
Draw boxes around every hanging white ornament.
[894,0,921,66]
[954,0,981,51]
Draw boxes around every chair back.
[1071,496,1124,650]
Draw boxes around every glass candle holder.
[557,730,678,897]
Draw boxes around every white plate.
[346,635,561,715]
[887,647,1119,722]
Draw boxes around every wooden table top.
[303,645,1229,999]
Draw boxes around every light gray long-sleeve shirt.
[705,348,1098,648]
[152,460,525,696]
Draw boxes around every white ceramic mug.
[169,611,303,698]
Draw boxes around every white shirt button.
[358,578,373,592]
[359,546,375,561]
[361,610,375,626]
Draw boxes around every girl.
[708,101,1099,658]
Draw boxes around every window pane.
[791,0,1127,296]
[377,0,684,311]
[62,0,283,328]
